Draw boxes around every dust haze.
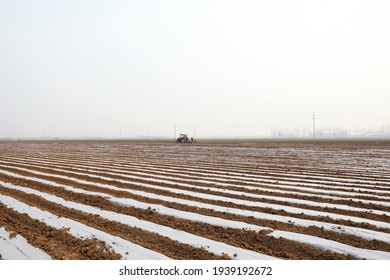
[1,0,389,139]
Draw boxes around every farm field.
[1,139,390,260]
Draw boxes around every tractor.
[176,133,195,144]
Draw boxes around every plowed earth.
[1,139,390,259]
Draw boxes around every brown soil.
[3,159,390,210]
[0,203,121,260]
[0,177,380,258]
[0,165,389,234]
[5,154,390,193]
[0,181,355,260]
[0,187,222,260]
[0,139,389,259]
[0,167,389,253]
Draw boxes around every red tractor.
[176,133,195,143]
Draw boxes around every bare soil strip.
[3,160,390,216]
[0,186,223,260]
[3,150,386,185]
[0,227,51,259]
[1,159,389,211]
[3,144,390,179]
[0,202,120,260]
[1,166,389,233]
[0,173,388,255]
[4,155,390,192]
[3,157,390,198]
[30,143,386,180]
[2,158,390,207]
[1,140,390,259]
[0,182,357,259]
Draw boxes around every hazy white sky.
[1,0,389,138]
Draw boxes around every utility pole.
[312,112,316,139]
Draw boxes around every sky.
[1,0,390,139]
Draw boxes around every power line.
[313,112,316,139]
